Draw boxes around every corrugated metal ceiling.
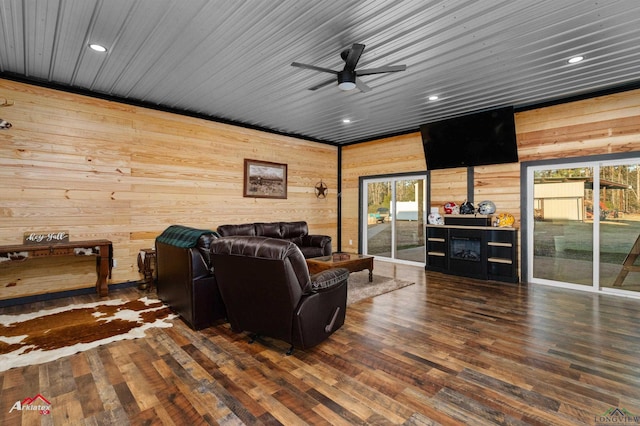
[1,0,640,144]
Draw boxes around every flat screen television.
[420,106,518,170]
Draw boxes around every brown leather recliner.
[155,225,226,330]
[210,236,349,354]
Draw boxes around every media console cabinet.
[426,224,518,283]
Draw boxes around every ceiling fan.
[291,43,407,92]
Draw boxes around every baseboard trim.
[0,281,140,308]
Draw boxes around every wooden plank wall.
[2,78,638,299]
[0,79,337,300]
[516,89,640,160]
[342,88,640,266]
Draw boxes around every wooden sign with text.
[23,231,70,245]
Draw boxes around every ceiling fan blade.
[355,78,372,93]
[356,65,407,76]
[308,77,336,91]
[343,43,365,71]
[291,62,338,74]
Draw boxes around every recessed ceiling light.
[89,43,107,52]
[428,95,439,101]
[342,118,351,124]
[568,56,584,64]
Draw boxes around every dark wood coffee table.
[306,253,374,282]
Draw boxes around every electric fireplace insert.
[450,236,481,261]
[448,228,486,277]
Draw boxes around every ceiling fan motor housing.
[338,70,356,90]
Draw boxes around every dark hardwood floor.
[2,261,640,425]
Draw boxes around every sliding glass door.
[527,157,640,294]
[531,166,595,286]
[362,175,426,265]
[365,179,393,258]
[599,161,640,292]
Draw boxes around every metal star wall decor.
[314,180,328,199]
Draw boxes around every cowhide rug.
[0,297,176,372]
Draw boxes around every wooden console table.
[0,240,113,297]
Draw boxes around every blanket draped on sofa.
[156,225,219,248]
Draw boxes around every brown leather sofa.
[216,221,331,258]
[155,225,226,330]
[210,236,349,354]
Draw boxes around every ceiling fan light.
[338,81,356,91]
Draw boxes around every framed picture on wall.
[243,159,288,199]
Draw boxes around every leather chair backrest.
[211,236,312,293]
[210,236,313,343]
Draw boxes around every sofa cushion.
[216,221,331,258]
[217,223,256,237]
[255,222,283,238]
[281,221,308,239]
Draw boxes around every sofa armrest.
[302,234,331,248]
[310,268,349,292]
